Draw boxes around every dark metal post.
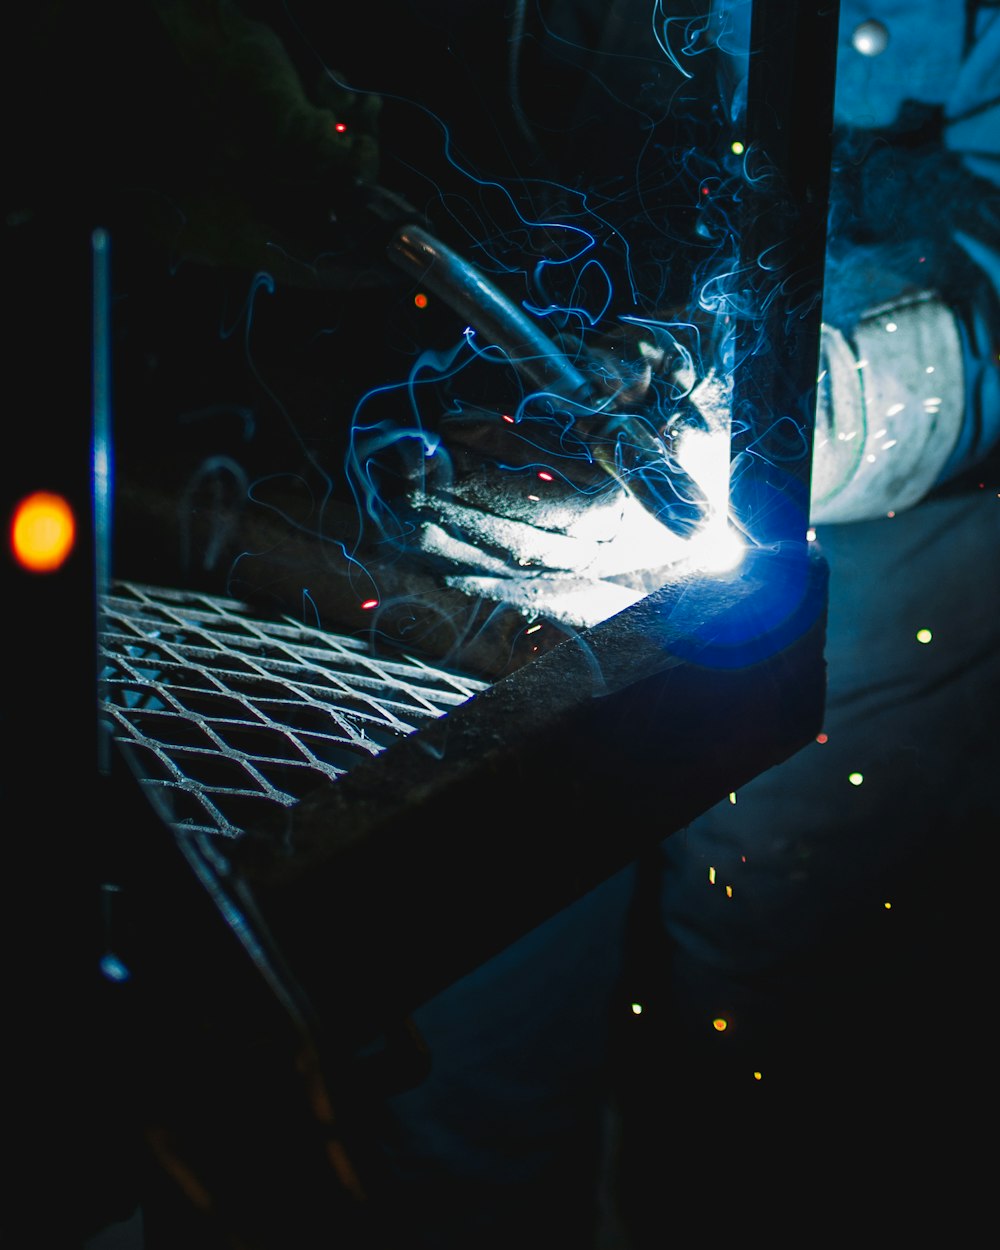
[728,1,841,550]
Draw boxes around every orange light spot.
[725,885,733,898]
[712,1018,728,1032]
[10,491,76,572]
[753,1071,762,1081]
[414,292,428,309]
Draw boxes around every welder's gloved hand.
[144,0,408,285]
[809,291,966,523]
[375,350,730,630]
[154,0,381,184]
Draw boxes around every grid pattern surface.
[99,582,489,839]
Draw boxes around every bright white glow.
[683,519,746,573]
[675,425,728,511]
[673,425,746,573]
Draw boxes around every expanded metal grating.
[99,582,490,840]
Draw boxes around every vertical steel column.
[728,1,841,550]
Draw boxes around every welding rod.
[387,223,596,405]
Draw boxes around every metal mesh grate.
[99,582,490,839]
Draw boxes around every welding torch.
[386,223,708,537]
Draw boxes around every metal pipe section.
[387,222,596,405]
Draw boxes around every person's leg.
[372,861,639,1249]
[616,487,1000,1237]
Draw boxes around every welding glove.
[137,0,405,286]
[366,324,731,630]
[809,292,966,524]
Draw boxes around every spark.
[728,791,737,804]
[730,140,745,155]
[712,1018,728,1032]
[631,1003,644,1015]
[916,628,933,643]
[525,623,542,635]
[816,732,828,744]
[849,771,864,786]
[753,1071,762,1081]
[360,598,378,610]
[884,902,892,910]
[725,884,733,898]
[708,866,716,884]
[414,292,428,309]
[99,953,131,983]
[537,471,554,482]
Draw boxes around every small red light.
[414,292,428,309]
[360,598,378,610]
[334,122,347,133]
[537,471,554,482]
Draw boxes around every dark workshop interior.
[4,2,997,1246]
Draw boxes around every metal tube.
[387,223,596,404]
